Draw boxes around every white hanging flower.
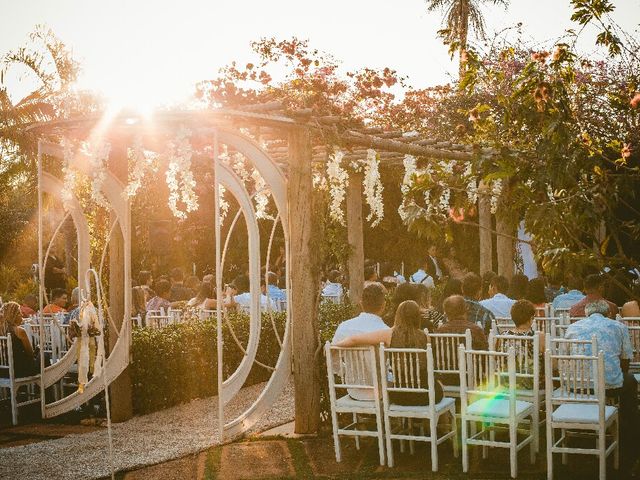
[464,162,478,204]
[124,135,158,198]
[490,179,503,214]
[326,150,348,224]
[165,127,198,219]
[218,184,229,223]
[313,171,328,190]
[438,187,451,215]
[252,169,272,219]
[61,138,76,210]
[81,139,111,207]
[546,184,555,203]
[363,149,384,227]
[231,153,251,184]
[398,154,417,221]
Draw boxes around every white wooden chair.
[458,345,536,479]
[533,316,561,337]
[0,335,41,425]
[426,329,472,398]
[489,331,542,452]
[616,316,640,328]
[535,304,551,318]
[168,308,183,323]
[544,348,619,480]
[325,342,385,466]
[379,344,457,470]
[321,294,342,304]
[198,309,217,321]
[491,317,516,334]
[626,325,640,384]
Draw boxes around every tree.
[425,0,510,76]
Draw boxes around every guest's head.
[526,278,547,305]
[511,299,536,329]
[394,300,422,330]
[202,273,214,284]
[443,295,467,321]
[0,301,22,335]
[170,267,184,284]
[233,275,250,294]
[50,288,68,308]
[70,287,81,308]
[138,270,153,287]
[393,283,419,304]
[327,270,341,284]
[364,265,378,282]
[442,278,462,298]
[482,271,497,298]
[154,279,171,299]
[585,299,611,317]
[132,286,146,315]
[508,274,529,300]
[566,274,583,292]
[462,273,483,300]
[489,275,509,296]
[361,282,386,315]
[22,294,37,310]
[185,275,201,292]
[414,283,433,309]
[266,271,279,286]
[196,281,214,302]
[584,274,605,296]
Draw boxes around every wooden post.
[478,181,493,275]
[346,171,364,307]
[108,142,133,422]
[496,210,515,280]
[288,126,321,434]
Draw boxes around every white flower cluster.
[165,127,198,220]
[490,179,503,214]
[252,169,272,219]
[398,154,417,221]
[231,153,251,184]
[546,184,556,203]
[326,150,348,225]
[124,135,158,198]
[363,149,384,227]
[464,162,478,204]
[218,184,230,223]
[81,139,111,208]
[60,138,77,211]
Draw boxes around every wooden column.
[478,181,493,275]
[346,171,364,307]
[108,142,133,422]
[496,210,515,280]
[288,126,321,434]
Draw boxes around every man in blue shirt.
[552,274,585,311]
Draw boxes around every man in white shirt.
[332,282,389,400]
[480,275,516,318]
[321,270,344,299]
[409,259,435,288]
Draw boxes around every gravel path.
[0,381,294,480]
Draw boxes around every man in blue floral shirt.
[565,300,638,473]
[462,273,495,335]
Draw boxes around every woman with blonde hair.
[0,302,37,377]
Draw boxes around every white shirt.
[234,292,277,310]
[409,269,435,288]
[480,293,516,318]
[332,312,389,401]
[322,282,343,298]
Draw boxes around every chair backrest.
[489,332,540,390]
[198,309,217,321]
[551,307,571,319]
[379,344,438,411]
[0,336,12,378]
[533,316,561,336]
[145,313,172,329]
[458,345,517,413]
[545,334,598,356]
[325,342,379,398]
[535,304,551,318]
[617,317,640,328]
[627,325,640,370]
[552,323,570,339]
[322,294,342,305]
[168,308,183,323]
[545,347,605,407]
[427,329,472,377]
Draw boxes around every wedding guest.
[187,281,216,310]
[363,265,378,287]
[569,274,617,319]
[335,300,443,406]
[508,274,529,300]
[481,271,497,300]
[0,302,37,377]
[439,278,462,311]
[265,272,286,301]
[225,275,276,310]
[525,278,547,309]
[384,283,445,331]
[169,267,194,302]
[64,287,82,325]
[146,279,172,312]
[132,286,147,324]
[544,274,564,302]
[20,294,38,318]
[185,275,201,296]
[480,275,516,318]
[44,251,66,295]
[462,273,495,335]
[409,258,435,288]
[138,270,155,302]
[551,274,585,311]
[424,244,448,283]
[43,288,68,314]
[621,284,640,317]
[321,270,344,299]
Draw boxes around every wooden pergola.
[26,102,514,434]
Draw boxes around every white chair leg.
[353,413,360,450]
[451,410,459,458]
[408,418,415,455]
[430,417,438,472]
[331,409,341,463]
[11,387,18,426]
[613,417,619,470]
[384,413,394,468]
[533,407,540,453]
[530,416,536,465]
[462,417,469,473]
[376,412,385,466]
[561,429,568,465]
[546,421,554,480]
[599,430,606,480]
[482,422,488,459]
[510,420,518,479]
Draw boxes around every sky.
[1,0,639,109]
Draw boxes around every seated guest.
[321,270,344,298]
[169,267,194,302]
[621,284,640,318]
[380,262,406,287]
[202,272,214,284]
[551,274,585,311]
[332,282,389,400]
[544,274,565,302]
[462,273,495,335]
[569,274,617,319]
[43,288,68,314]
[434,295,488,385]
[265,272,286,301]
[225,275,276,310]
[409,258,435,288]
[146,279,172,312]
[481,271,497,300]
[508,274,529,300]
[185,275,201,296]
[385,283,445,331]
[138,270,155,303]
[335,300,443,406]
[525,277,548,312]
[439,278,462,311]
[20,294,38,318]
[565,300,638,473]
[187,281,216,310]
[363,265,378,287]
[0,302,37,377]
[132,285,147,324]
[480,275,516,318]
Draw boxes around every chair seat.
[633,373,640,384]
[551,403,617,424]
[442,385,460,393]
[388,396,455,414]
[466,398,533,418]
[336,394,376,410]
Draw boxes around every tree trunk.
[288,126,321,434]
[496,210,515,280]
[346,171,365,308]
[478,182,493,275]
[108,143,133,422]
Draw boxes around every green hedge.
[131,302,355,415]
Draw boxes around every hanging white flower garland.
[252,169,272,220]
[61,138,77,210]
[398,154,417,222]
[361,149,384,227]
[81,139,111,208]
[490,179,503,214]
[165,127,199,220]
[124,135,158,198]
[326,150,348,225]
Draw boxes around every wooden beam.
[347,171,365,307]
[287,125,321,434]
